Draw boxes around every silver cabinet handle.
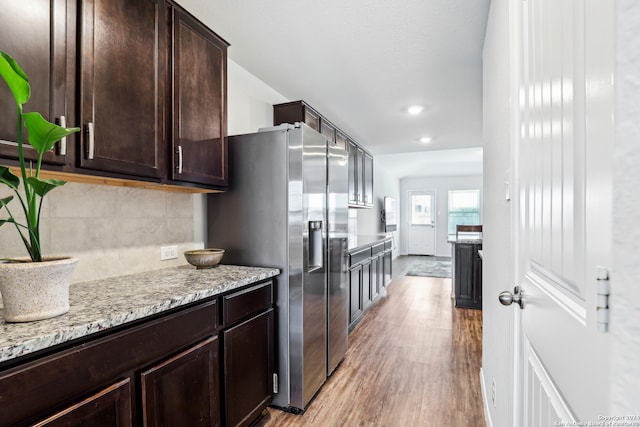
[58,116,67,155]
[87,122,95,160]
[177,146,183,174]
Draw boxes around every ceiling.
[181,0,491,175]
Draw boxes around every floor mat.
[405,258,452,278]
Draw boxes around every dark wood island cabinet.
[453,242,483,310]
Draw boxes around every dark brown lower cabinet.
[454,242,483,309]
[349,265,363,328]
[0,279,276,427]
[141,337,220,426]
[223,309,274,427]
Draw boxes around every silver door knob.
[498,286,524,309]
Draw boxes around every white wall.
[481,0,514,425]
[227,60,288,136]
[612,0,640,413]
[399,175,483,257]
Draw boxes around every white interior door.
[508,0,613,424]
[407,190,435,255]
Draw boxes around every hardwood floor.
[256,273,485,427]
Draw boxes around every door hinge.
[596,266,610,333]
[273,373,278,394]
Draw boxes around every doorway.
[407,190,436,255]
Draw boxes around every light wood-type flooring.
[256,266,485,427]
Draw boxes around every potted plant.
[0,50,81,322]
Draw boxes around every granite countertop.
[348,234,393,252]
[447,235,483,244]
[0,264,280,364]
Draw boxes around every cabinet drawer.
[371,243,384,256]
[222,281,273,327]
[349,247,371,266]
[384,240,392,250]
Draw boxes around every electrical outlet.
[160,245,178,261]
[492,377,497,407]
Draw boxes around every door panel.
[512,0,613,423]
[0,0,71,166]
[407,191,435,255]
[79,0,165,178]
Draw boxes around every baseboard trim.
[479,367,494,427]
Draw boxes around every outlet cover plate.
[160,245,178,261]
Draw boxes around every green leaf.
[23,112,80,155]
[0,195,14,208]
[0,50,30,106]
[0,166,20,190]
[26,176,66,197]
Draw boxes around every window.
[448,190,481,235]
[411,194,433,225]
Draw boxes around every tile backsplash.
[0,182,205,283]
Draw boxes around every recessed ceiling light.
[420,136,432,143]
[407,105,424,115]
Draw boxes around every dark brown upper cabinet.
[1,0,229,191]
[274,101,373,208]
[319,118,336,144]
[0,0,74,166]
[273,100,320,132]
[170,9,229,187]
[363,151,373,207]
[78,0,166,179]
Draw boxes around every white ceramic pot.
[0,256,79,322]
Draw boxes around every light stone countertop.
[0,264,280,364]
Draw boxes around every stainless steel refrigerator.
[207,123,349,412]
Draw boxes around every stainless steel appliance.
[207,123,349,412]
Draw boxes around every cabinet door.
[302,107,320,132]
[363,152,373,207]
[79,0,165,178]
[335,131,347,151]
[33,379,132,427]
[383,250,392,287]
[347,140,358,206]
[474,249,483,306]
[349,265,362,325]
[0,0,72,166]
[223,309,274,427]
[141,336,221,427]
[356,147,365,205]
[454,243,480,309]
[362,260,371,309]
[319,119,336,143]
[370,256,379,301]
[171,8,228,186]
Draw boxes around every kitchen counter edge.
[348,234,393,253]
[0,264,280,364]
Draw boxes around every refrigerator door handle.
[308,220,324,272]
